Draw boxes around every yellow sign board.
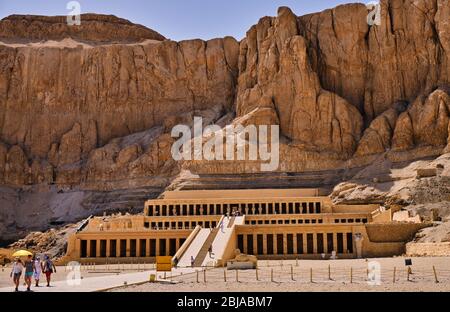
[156,256,172,272]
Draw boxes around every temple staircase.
[193,228,219,267]
[174,215,246,267]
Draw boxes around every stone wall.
[406,242,450,257]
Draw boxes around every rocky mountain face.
[0,0,450,242]
[0,14,166,42]
[0,15,239,188]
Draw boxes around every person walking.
[33,256,42,287]
[10,258,23,292]
[190,256,195,268]
[41,255,56,287]
[208,245,213,258]
[220,221,224,233]
[24,254,35,291]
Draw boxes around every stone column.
[273,233,278,255]
[137,239,142,258]
[263,234,268,255]
[323,233,328,254]
[302,234,307,254]
[253,235,258,255]
[106,240,111,258]
[293,234,298,255]
[354,233,364,259]
[243,235,248,254]
[333,233,338,254]
[283,233,288,255]
[87,240,92,258]
[126,239,130,257]
[96,239,101,258]
[312,234,318,254]
[156,238,160,256]
[146,239,151,257]
[343,234,348,254]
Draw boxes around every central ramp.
[201,215,245,267]
[175,216,245,267]
[176,228,211,267]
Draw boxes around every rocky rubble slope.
[331,153,450,243]
[1,0,450,242]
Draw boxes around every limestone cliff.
[0,15,239,187]
[1,0,450,241]
[0,14,166,42]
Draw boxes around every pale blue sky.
[0,0,360,41]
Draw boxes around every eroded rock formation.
[0,14,166,42]
[0,15,239,187]
[1,0,450,240]
[236,7,364,157]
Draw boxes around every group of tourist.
[10,254,56,292]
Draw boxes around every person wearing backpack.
[41,255,56,287]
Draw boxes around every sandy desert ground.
[1,257,449,292]
[109,257,450,292]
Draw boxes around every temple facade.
[61,189,429,266]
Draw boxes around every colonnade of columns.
[237,232,354,256]
[145,220,218,230]
[147,201,322,217]
[78,237,186,258]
